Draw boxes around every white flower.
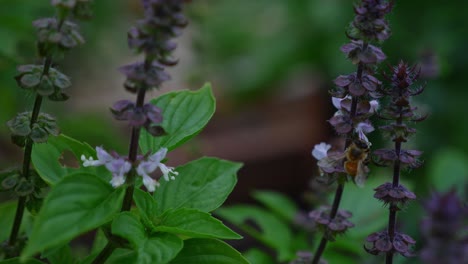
[369,100,379,113]
[136,148,178,192]
[312,142,331,160]
[355,122,374,144]
[81,147,131,188]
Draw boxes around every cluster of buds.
[114,0,188,136]
[81,147,178,192]
[365,62,425,258]
[121,0,188,93]
[419,190,468,264]
[110,100,165,137]
[309,206,355,241]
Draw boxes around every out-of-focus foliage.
[0,0,127,163]
[189,0,352,103]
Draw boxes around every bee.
[344,139,370,186]
[316,139,370,186]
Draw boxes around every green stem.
[91,243,116,264]
[7,94,43,251]
[7,19,60,255]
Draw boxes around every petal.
[110,174,126,188]
[142,175,159,192]
[137,160,158,176]
[159,164,178,181]
[95,146,113,164]
[148,147,168,163]
[312,142,331,160]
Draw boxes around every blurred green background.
[0,0,467,263]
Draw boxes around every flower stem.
[7,54,53,252]
[121,84,146,212]
[92,73,147,264]
[91,242,116,264]
[312,58,365,264]
[386,113,403,264]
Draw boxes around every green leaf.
[154,208,241,239]
[252,190,298,221]
[105,249,138,264]
[90,229,108,255]
[111,212,146,247]
[140,83,215,152]
[79,249,137,264]
[42,245,75,264]
[169,238,249,264]
[134,188,158,228]
[0,258,45,264]
[0,201,16,242]
[112,212,183,264]
[22,173,125,259]
[155,157,242,214]
[243,249,275,264]
[32,134,110,185]
[216,205,293,262]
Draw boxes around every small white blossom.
[136,148,178,192]
[312,142,331,160]
[355,122,374,144]
[81,147,131,188]
[369,100,379,113]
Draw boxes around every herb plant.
[1,1,248,263]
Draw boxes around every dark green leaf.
[21,173,125,258]
[243,249,275,264]
[154,208,241,239]
[42,245,75,264]
[0,202,21,242]
[140,83,215,152]
[155,157,242,214]
[31,134,110,185]
[252,191,298,221]
[216,205,293,262]
[79,249,137,264]
[134,188,158,228]
[0,258,45,264]
[169,238,249,264]
[112,212,183,264]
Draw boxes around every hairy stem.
[121,84,146,212]
[7,54,54,251]
[386,112,403,264]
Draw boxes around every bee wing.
[354,161,368,187]
[317,152,345,174]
